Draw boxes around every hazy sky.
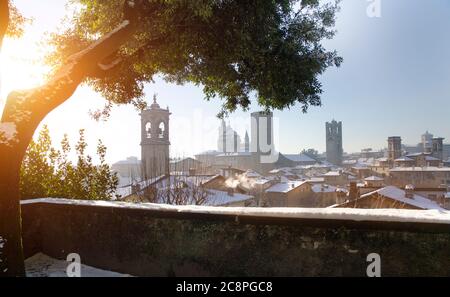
[1,0,450,163]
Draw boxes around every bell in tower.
[140,95,171,179]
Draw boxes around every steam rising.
[225,173,257,190]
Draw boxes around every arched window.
[145,122,151,138]
[158,122,165,139]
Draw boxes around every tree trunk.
[0,147,25,276]
[0,5,139,275]
[0,85,72,277]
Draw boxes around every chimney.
[131,183,141,194]
[348,182,358,200]
[405,184,415,199]
[227,188,234,197]
[188,168,196,176]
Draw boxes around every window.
[158,122,165,139]
[145,122,151,138]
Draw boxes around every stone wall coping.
[21,198,450,225]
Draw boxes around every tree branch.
[0,0,9,48]
[1,0,144,158]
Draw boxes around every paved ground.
[25,253,131,277]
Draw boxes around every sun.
[0,35,50,102]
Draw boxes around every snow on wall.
[21,198,450,225]
[25,253,131,277]
[0,235,4,272]
[0,122,17,145]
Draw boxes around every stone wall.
[21,199,450,277]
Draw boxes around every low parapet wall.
[21,198,450,276]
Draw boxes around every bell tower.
[141,95,171,179]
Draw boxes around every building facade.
[389,167,450,188]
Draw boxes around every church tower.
[218,119,227,153]
[244,131,250,153]
[326,120,343,165]
[141,95,171,179]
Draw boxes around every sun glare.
[0,35,51,102]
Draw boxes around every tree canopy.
[0,0,343,276]
[20,126,118,200]
[0,0,28,46]
[49,0,342,117]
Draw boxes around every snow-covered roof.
[169,157,200,164]
[376,157,389,162]
[406,153,425,157]
[366,158,375,164]
[404,153,440,161]
[390,167,450,172]
[244,169,262,178]
[21,198,450,225]
[355,158,376,166]
[113,158,141,166]
[305,177,325,183]
[336,187,349,193]
[284,153,316,163]
[115,175,166,198]
[201,174,222,184]
[445,193,450,199]
[361,186,445,210]
[352,165,369,170]
[253,178,272,185]
[204,190,254,206]
[295,163,330,170]
[323,171,341,177]
[311,184,338,193]
[425,156,440,161]
[365,176,384,181]
[269,167,294,175]
[395,156,413,162]
[195,150,220,156]
[320,161,336,167]
[216,152,252,157]
[266,181,307,193]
